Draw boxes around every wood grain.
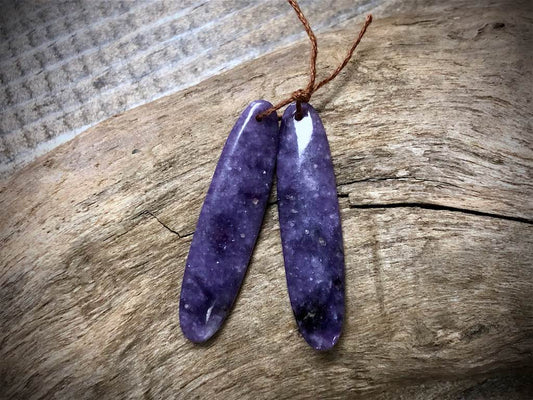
[1,0,532,398]
[0,0,386,176]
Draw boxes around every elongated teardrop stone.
[179,100,279,343]
[277,102,345,350]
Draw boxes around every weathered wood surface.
[1,0,532,398]
[0,0,386,177]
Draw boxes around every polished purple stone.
[179,100,279,343]
[277,102,345,350]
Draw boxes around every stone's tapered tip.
[277,102,345,351]
[181,327,215,344]
[179,100,279,343]
[295,298,344,351]
[305,331,341,351]
[179,300,223,343]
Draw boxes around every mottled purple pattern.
[277,103,345,350]
[180,100,279,343]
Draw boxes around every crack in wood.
[349,202,533,225]
[140,210,194,239]
[270,182,531,224]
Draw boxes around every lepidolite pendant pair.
[179,100,344,350]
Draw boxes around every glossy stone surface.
[277,102,345,350]
[179,100,279,343]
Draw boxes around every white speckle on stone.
[289,221,295,227]
[252,198,259,205]
[290,209,298,214]
[262,170,267,175]
[206,303,214,323]
[240,233,246,238]
[294,111,313,157]
[318,237,326,246]
[313,163,318,169]
[305,229,310,234]
[216,261,220,264]
[309,277,313,281]
[184,303,190,309]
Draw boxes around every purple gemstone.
[277,102,345,350]
[180,100,279,343]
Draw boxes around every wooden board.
[1,0,532,398]
[0,0,388,176]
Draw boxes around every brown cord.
[313,14,372,93]
[256,1,372,121]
